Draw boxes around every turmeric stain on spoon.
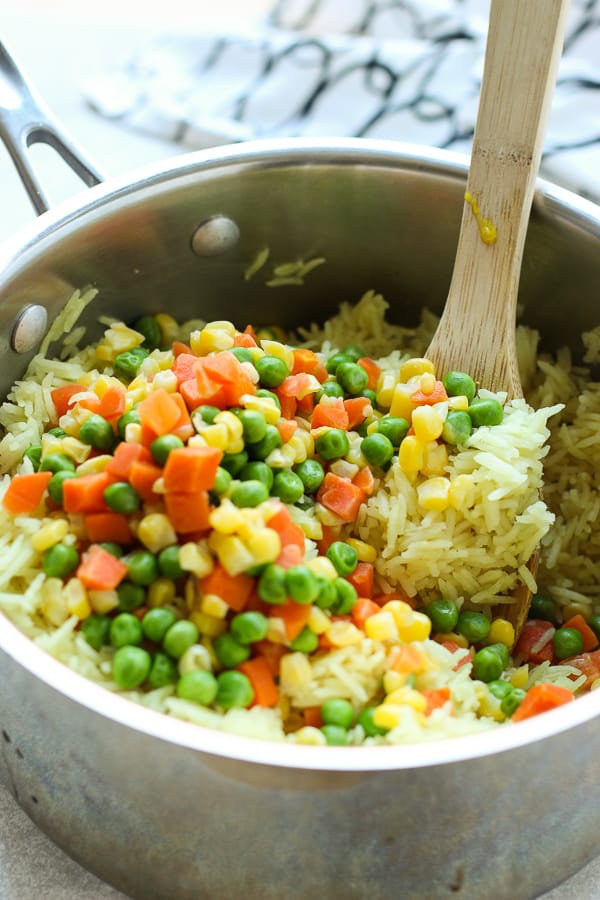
[464,192,498,245]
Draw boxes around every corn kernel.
[265,445,296,468]
[293,726,327,746]
[152,369,178,393]
[201,593,230,619]
[189,611,228,637]
[438,631,469,649]
[125,422,143,444]
[365,611,398,641]
[478,689,505,722]
[178,542,214,579]
[306,555,338,581]
[31,519,70,552]
[398,435,423,476]
[209,499,246,535]
[396,611,432,643]
[185,576,198,611]
[41,577,69,626]
[315,503,346,527]
[266,617,288,644]
[412,405,444,442]
[201,423,230,450]
[448,394,469,411]
[214,535,255,575]
[280,652,313,688]
[244,528,281,566]
[260,339,295,372]
[346,538,377,563]
[137,513,178,554]
[373,704,405,730]
[308,606,331,635]
[375,369,398,408]
[486,618,515,649]
[383,670,409,693]
[421,441,449,477]
[288,433,308,464]
[381,599,414,627]
[190,325,235,354]
[59,436,91,464]
[448,474,475,510]
[155,313,179,346]
[147,578,177,609]
[178,643,213,674]
[41,434,66,457]
[399,357,435,382]
[327,621,364,646]
[96,322,144,361]
[509,665,529,690]
[418,371,437,394]
[88,589,120,614]
[389,382,417,421]
[417,477,451,512]
[215,410,244,442]
[65,578,91,620]
[241,394,281,424]
[384,686,427,713]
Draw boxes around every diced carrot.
[137,388,183,436]
[513,619,555,665]
[297,393,316,416]
[562,614,599,652]
[200,563,254,612]
[274,388,297,420]
[302,706,324,728]
[97,385,127,422]
[84,512,133,544]
[50,384,86,419]
[389,644,425,673]
[233,332,258,348]
[347,562,374,599]
[276,418,298,443]
[357,357,381,390]
[372,590,417,609]
[352,465,375,496]
[316,473,365,523]
[164,490,210,534]
[267,503,305,551]
[511,683,574,723]
[311,398,349,431]
[76,544,128,591]
[2,472,52,514]
[422,687,451,716]
[254,640,287,676]
[352,597,381,630]
[200,351,257,405]
[410,380,448,405]
[278,373,319,399]
[105,442,151,480]
[77,393,102,415]
[560,649,600,690]
[173,352,199,386]
[129,460,163,503]
[180,378,208,412]
[243,324,258,343]
[343,397,371,429]
[237,656,279,707]
[274,600,313,641]
[193,362,229,408]
[62,472,114,514]
[167,393,194,443]
[317,524,340,555]
[163,446,222,493]
[275,543,305,569]
[292,348,328,383]
[172,341,193,358]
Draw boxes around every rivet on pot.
[191,215,240,257]
[10,305,48,353]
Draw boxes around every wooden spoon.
[425,0,571,636]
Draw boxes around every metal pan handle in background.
[0,40,105,215]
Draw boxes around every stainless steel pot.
[1,40,600,900]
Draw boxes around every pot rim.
[1,136,600,773]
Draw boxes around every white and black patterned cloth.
[85,0,600,199]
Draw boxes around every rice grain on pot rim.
[0,288,598,746]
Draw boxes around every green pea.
[342,344,365,363]
[472,645,506,683]
[589,615,600,641]
[357,706,388,737]
[42,543,79,579]
[142,607,177,643]
[457,610,491,644]
[24,446,42,471]
[47,427,67,438]
[220,450,249,476]
[319,381,345,400]
[293,459,325,494]
[238,409,267,444]
[150,434,184,466]
[39,452,76,474]
[361,432,394,467]
[117,409,140,440]
[147,652,179,689]
[214,632,252,668]
[114,347,149,380]
[255,355,289,388]
[133,314,162,350]
[326,541,358,577]
[240,461,274,491]
[501,687,527,717]
[109,613,143,649]
[487,679,514,701]
[99,542,124,558]
[321,724,349,746]
[230,611,269,645]
[361,388,378,406]
[230,347,254,364]
[468,398,504,428]
[256,389,281,411]
[258,564,288,605]
[335,361,368,396]
[117,582,146,612]
[271,470,305,504]
[285,565,319,605]
[326,352,353,376]
[247,425,282,460]
[79,414,115,451]
[163,619,199,659]
[212,466,233,496]
[230,479,270,508]
[377,416,409,447]
[553,627,584,660]
[290,627,319,654]
[198,405,220,424]
[104,481,141,515]
[442,410,473,446]
[314,577,338,610]
[177,670,219,705]
[442,371,476,402]
[321,698,354,729]
[426,598,459,634]
[112,645,152,689]
[81,614,111,651]
[332,577,358,615]
[124,550,159,586]
[158,545,184,580]
[216,670,254,709]
[47,470,77,505]
[314,428,350,461]
[530,594,560,626]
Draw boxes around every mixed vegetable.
[2,310,592,743]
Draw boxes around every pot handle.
[0,40,105,215]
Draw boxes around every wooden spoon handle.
[426,0,571,396]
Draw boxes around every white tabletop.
[1,4,600,898]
